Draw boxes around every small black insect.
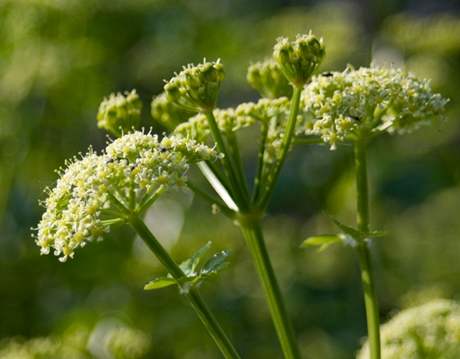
[159,146,167,153]
[105,156,125,164]
[349,116,361,122]
[321,72,334,77]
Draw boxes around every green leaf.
[330,217,364,241]
[180,241,212,276]
[201,250,230,275]
[368,230,386,238]
[301,235,342,252]
[144,277,177,291]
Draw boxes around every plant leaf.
[368,230,386,238]
[330,217,364,241]
[301,235,342,252]
[144,277,177,291]
[180,241,212,276]
[201,250,230,275]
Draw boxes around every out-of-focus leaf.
[144,277,177,291]
[301,235,342,252]
[330,216,364,240]
[368,230,386,238]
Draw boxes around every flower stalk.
[257,85,302,209]
[354,137,381,359]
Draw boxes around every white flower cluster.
[34,131,219,262]
[358,299,460,359]
[0,321,151,359]
[105,326,151,359]
[0,337,66,359]
[301,66,448,148]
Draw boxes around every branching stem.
[128,215,241,359]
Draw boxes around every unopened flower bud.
[97,90,142,136]
[247,59,292,98]
[151,93,193,131]
[164,60,224,113]
[273,31,325,87]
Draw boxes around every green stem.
[187,180,236,219]
[239,220,300,359]
[204,111,248,209]
[354,139,381,359]
[258,86,302,209]
[253,121,268,203]
[128,215,241,359]
[227,131,250,199]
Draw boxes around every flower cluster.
[173,98,293,165]
[0,337,71,359]
[358,299,460,359]
[97,90,142,135]
[34,131,219,262]
[301,66,448,148]
[102,325,151,359]
[164,60,224,112]
[151,92,192,131]
[236,97,291,164]
[247,59,292,99]
[174,108,255,143]
[273,31,325,86]
[0,321,151,359]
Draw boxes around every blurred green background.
[1,0,460,358]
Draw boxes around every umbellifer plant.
[34,29,448,358]
[300,66,448,359]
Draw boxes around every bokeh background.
[1,0,460,358]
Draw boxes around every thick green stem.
[239,220,300,359]
[258,86,302,209]
[128,215,241,359]
[354,139,381,359]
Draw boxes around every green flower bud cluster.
[301,66,448,149]
[97,90,142,136]
[247,59,292,99]
[174,108,256,143]
[273,31,325,87]
[34,131,219,262]
[173,98,293,165]
[164,60,224,112]
[358,299,460,359]
[236,97,291,164]
[150,92,193,131]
